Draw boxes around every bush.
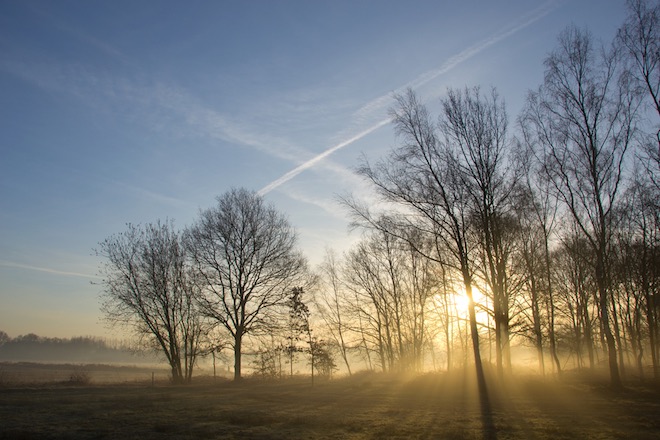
[68,368,91,385]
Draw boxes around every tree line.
[97,0,659,388]
[0,331,147,363]
[336,0,659,390]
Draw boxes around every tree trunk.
[546,292,561,374]
[602,300,621,388]
[596,253,622,388]
[444,298,452,371]
[611,298,626,378]
[581,299,595,369]
[464,277,487,393]
[531,285,545,376]
[234,333,242,381]
[645,291,659,379]
[465,276,495,439]
[494,309,503,377]
[335,308,352,376]
[543,232,561,375]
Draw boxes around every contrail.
[258,119,390,195]
[258,0,559,195]
[0,260,101,279]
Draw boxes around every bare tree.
[618,10,660,369]
[619,0,660,173]
[316,249,353,376]
[345,88,488,398]
[97,220,205,384]
[512,187,548,375]
[612,234,647,378]
[339,228,436,373]
[425,252,458,371]
[441,87,519,376]
[186,188,308,380]
[618,176,660,377]
[556,229,600,370]
[401,230,437,372]
[342,231,403,372]
[515,136,562,374]
[521,26,638,388]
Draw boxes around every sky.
[0,0,629,339]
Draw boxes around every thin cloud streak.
[113,180,191,209]
[0,260,101,280]
[0,57,305,166]
[28,3,131,66]
[259,0,559,195]
[258,119,391,196]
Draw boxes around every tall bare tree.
[340,228,435,372]
[619,0,660,180]
[97,220,205,384]
[401,230,437,372]
[441,87,519,376]
[512,187,548,375]
[554,228,598,369]
[316,249,353,376]
[515,136,562,374]
[186,188,308,380]
[521,26,638,388]
[342,231,405,372]
[346,88,488,399]
[425,252,458,371]
[618,176,660,377]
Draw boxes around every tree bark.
[234,333,242,380]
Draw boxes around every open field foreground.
[1,368,660,440]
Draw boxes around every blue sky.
[0,0,627,338]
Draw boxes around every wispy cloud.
[0,53,307,166]
[259,0,560,195]
[28,3,131,66]
[112,180,190,208]
[0,260,101,280]
[280,186,352,221]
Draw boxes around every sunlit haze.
[0,0,627,339]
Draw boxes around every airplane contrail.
[258,0,559,195]
[0,260,101,279]
[258,119,391,195]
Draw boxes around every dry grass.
[0,362,171,386]
[1,365,659,439]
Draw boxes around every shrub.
[68,368,91,385]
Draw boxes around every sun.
[453,291,471,316]
[433,285,487,322]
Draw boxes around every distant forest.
[0,331,159,364]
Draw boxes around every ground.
[1,364,659,439]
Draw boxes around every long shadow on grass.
[476,367,496,440]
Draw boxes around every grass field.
[1,364,659,439]
[0,362,172,386]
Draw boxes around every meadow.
[1,363,659,439]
